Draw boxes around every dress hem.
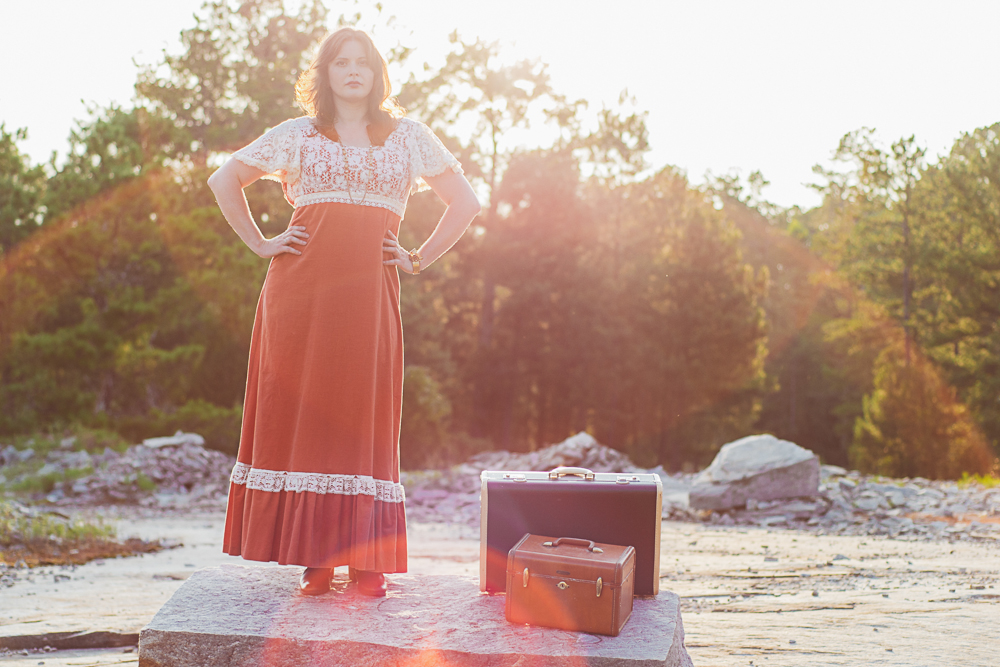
[223,482,408,572]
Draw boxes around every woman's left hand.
[382,229,416,274]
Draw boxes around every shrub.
[8,465,93,494]
[400,366,453,469]
[67,426,129,453]
[958,472,1000,489]
[116,399,242,455]
[851,344,997,479]
[0,500,163,566]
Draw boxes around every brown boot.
[299,567,332,596]
[355,570,387,597]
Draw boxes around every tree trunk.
[471,120,501,437]
[902,193,912,366]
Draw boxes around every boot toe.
[299,567,333,596]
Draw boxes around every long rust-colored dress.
[222,116,461,572]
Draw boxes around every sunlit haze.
[3,0,998,208]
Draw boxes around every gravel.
[3,432,998,542]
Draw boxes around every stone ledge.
[0,630,138,652]
[139,565,692,667]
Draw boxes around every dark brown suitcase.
[481,467,662,596]
[505,534,635,637]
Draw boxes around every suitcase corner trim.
[479,473,488,592]
[654,479,662,595]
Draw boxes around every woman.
[208,27,480,597]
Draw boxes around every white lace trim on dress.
[230,462,405,504]
[295,191,407,217]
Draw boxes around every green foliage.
[63,427,130,453]
[117,400,244,457]
[0,175,196,431]
[913,125,1000,447]
[0,169,258,453]
[0,500,116,545]
[0,500,165,567]
[620,170,767,467]
[4,4,1000,478]
[134,473,158,493]
[0,125,47,254]
[399,366,452,469]
[441,157,769,464]
[0,429,113,457]
[816,126,1000,467]
[958,472,1000,489]
[851,342,995,479]
[399,32,559,190]
[7,466,93,495]
[399,34,653,446]
[136,0,330,161]
[43,105,188,221]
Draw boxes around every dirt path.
[1,510,997,666]
[664,526,999,666]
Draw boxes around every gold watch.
[408,248,424,275]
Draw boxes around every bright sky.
[2,0,998,209]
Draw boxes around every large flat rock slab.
[138,565,692,667]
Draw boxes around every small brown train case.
[505,533,635,637]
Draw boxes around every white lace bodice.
[232,116,462,217]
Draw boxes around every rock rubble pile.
[0,445,36,467]
[466,432,638,473]
[708,465,1000,541]
[1,433,235,509]
[401,432,639,525]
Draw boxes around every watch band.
[408,248,424,275]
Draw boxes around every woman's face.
[327,39,375,106]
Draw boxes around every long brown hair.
[295,28,404,146]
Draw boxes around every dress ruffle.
[224,482,407,572]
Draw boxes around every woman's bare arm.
[207,159,309,258]
[382,169,481,272]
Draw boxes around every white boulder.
[142,431,205,449]
[696,434,815,483]
[690,434,820,511]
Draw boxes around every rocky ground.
[703,467,1000,540]
[402,435,1000,545]
[3,431,999,542]
[1,431,999,665]
[1,511,997,667]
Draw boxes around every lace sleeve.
[232,118,302,186]
[407,120,463,194]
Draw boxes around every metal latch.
[596,576,603,597]
[504,473,527,482]
[616,475,641,484]
[522,567,529,587]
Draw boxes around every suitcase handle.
[548,466,595,481]
[544,537,603,553]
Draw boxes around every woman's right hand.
[256,226,309,258]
